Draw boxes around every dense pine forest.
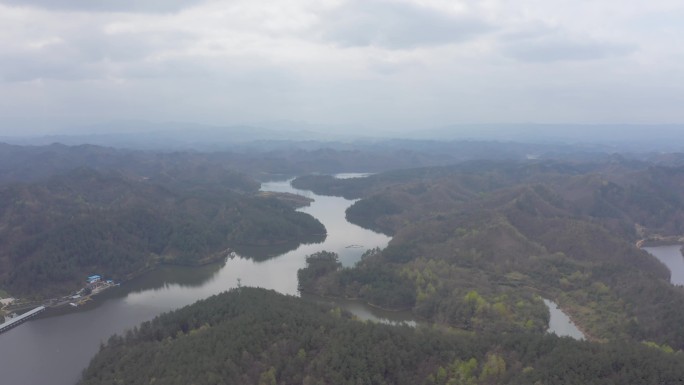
[79,288,684,385]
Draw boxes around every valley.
[2,144,684,384]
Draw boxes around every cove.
[643,245,684,285]
[541,244,684,341]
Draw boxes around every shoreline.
[4,233,325,317]
[522,287,594,341]
[636,237,684,248]
[3,251,230,315]
[555,303,596,342]
[2,227,327,311]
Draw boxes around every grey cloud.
[319,0,492,49]
[501,26,636,62]
[74,30,194,62]
[0,0,206,13]
[0,52,98,82]
[505,38,635,62]
[121,59,212,80]
[0,29,194,82]
[0,37,103,82]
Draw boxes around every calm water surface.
[543,299,585,340]
[643,245,684,285]
[541,245,684,341]
[0,176,395,385]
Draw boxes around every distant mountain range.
[0,121,325,150]
[2,121,683,152]
[404,124,684,152]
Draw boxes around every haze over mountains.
[2,121,683,152]
[4,131,684,385]
[3,0,684,384]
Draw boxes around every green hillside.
[79,288,684,385]
[296,161,684,348]
[0,169,324,298]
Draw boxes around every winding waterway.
[2,174,642,384]
[0,176,406,385]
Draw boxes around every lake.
[0,176,400,385]
[4,175,649,384]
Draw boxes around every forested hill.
[0,169,325,298]
[293,160,684,238]
[79,288,684,385]
[294,160,684,349]
[0,140,666,185]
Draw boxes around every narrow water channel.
[541,245,684,341]
[0,175,399,385]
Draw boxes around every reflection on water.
[0,176,392,385]
[43,262,227,320]
[543,299,585,340]
[232,235,326,262]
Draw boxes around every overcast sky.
[0,0,683,135]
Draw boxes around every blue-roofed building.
[87,275,101,284]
